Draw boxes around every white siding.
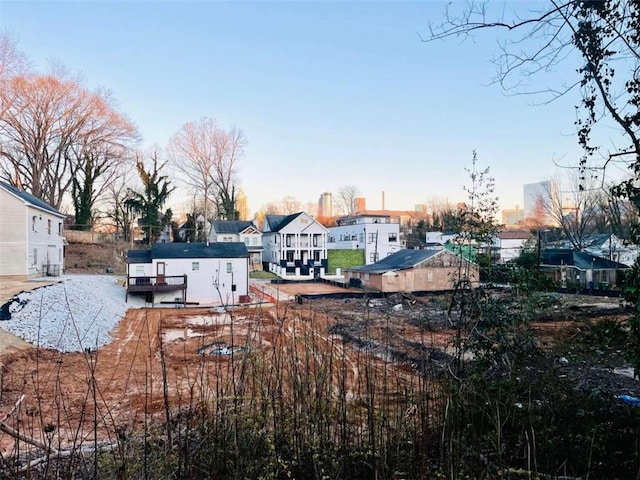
[153,257,248,305]
[0,188,65,278]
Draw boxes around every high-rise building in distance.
[318,192,333,217]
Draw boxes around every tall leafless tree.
[168,117,247,225]
[539,172,602,249]
[0,69,134,211]
[334,185,360,216]
[0,32,28,119]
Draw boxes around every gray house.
[209,220,263,271]
[541,249,629,288]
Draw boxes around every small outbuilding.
[344,248,479,293]
[541,249,629,289]
[126,242,249,306]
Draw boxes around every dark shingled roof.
[347,249,442,274]
[211,221,255,234]
[264,212,303,232]
[541,249,629,270]
[0,181,64,216]
[128,242,249,263]
[127,249,152,264]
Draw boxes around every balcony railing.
[127,275,188,293]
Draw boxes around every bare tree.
[0,32,28,119]
[539,172,602,249]
[0,69,130,210]
[426,1,640,229]
[334,185,360,216]
[103,165,136,242]
[168,117,247,225]
[280,196,302,215]
[70,91,139,230]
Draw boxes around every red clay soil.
[0,302,426,456]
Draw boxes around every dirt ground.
[0,278,634,461]
[0,299,423,455]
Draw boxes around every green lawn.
[249,270,279,280]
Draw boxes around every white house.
[581,233,639,267]
[327,214,402,264]
[0,182,66,279]
[209,220,263,271]
[126,242,249,306]
[425,231,456,249]
[262,212,328,278]
[495,230,533,263]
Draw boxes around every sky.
[0,1,600,217]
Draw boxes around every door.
[157,262,166,284]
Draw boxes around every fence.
[64,230,116,245]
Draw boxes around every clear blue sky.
[0,1,593,217]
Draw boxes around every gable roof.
[582,233,615,248]
[128,242,249,263]
[347,249,443,274]
[541,249,629,270]
[0,181,64,217]
[211,220,256,234]
[264,212,302,232]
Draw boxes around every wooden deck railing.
[126,275,188,293]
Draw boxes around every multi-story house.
[0,182,66,279]
[327,214,402,264]
[262,212,328,278]
[209,220,263,271]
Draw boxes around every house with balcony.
[327,213,402,265]
[262,212,328,278]
[126,242,249,306]
[0,182,65,279]
[209,220,263,271]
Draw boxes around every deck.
[126,275,188,305]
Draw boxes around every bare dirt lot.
[0,298,423,455]
[0,277,635,470]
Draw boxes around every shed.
[344,249,479,293]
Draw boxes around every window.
[369,252,379,263]
[314,251,321,261]
[48,219,52,234]
[135,265,145,275]
[252,236,258,245]
[58,222,62,235]
[244,236,250,245]
[359,233,364,243]
[388,233,397,242]
[286,235,292,247]
[59,249,62,262]
[223,236,233,242]
[192,262,200,271]
[33,248,38,265]
[367,233,377,243]
[226,262,232,273]
[32,216,37,232]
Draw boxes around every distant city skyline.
[1,1,617,218]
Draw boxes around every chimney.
[382,191,385,210]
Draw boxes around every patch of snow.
[0,275,144,353]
